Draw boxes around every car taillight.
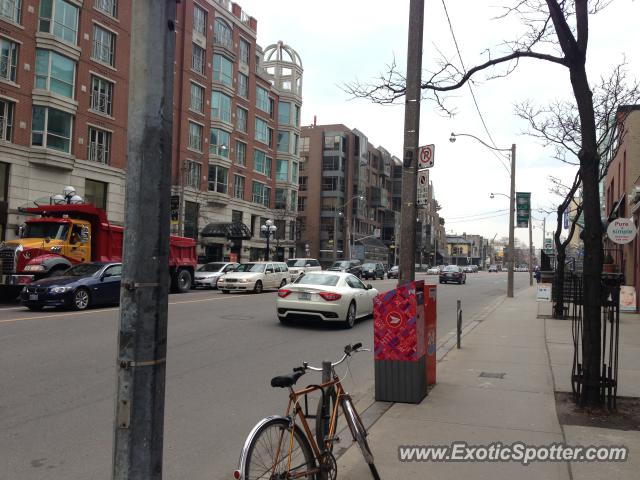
[278,289,292,298]
[319,292,341,301]
[233,470,241,479]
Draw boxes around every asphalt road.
[0,271,532,479]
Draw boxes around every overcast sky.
[238,0,639,248]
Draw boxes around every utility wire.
[440,0,511,176]
[446,208,509,220]
[446,212,510,224]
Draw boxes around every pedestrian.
[534,266,541,283]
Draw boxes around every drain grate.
[479,372,506,379]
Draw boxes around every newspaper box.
[373,280,427,403]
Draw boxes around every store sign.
[537,283,552,302]
[607,218,637,244]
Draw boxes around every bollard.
[456,299,462,349]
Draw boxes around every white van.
[217,261,289,294]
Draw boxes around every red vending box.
[423,284,437,385]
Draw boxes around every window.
[256,86,269,113]
[252,181,270,207]
[323,134,341,150]
[0,37,18,83]
[239,38,250,65]
[322,156,340,171]
[90,75,113,115]
[35,49,75,98]
[214,18,232,49]
[321,176,339,191]
[266,157,272,178]
[268,127,274,149]
[188,121,203,152]
[84,179,107,210]
[39,0,78,44]
[233,175,245,199]
[192,43,205,75]
[275,188,287,209]
[232,210,243,224]
[277,131,290,153]
[236,106,247,132]
[92,25,115,66]
[87,127,110,164]
[0,0,21,23]
[276,159,288,182]
[291,162,299,184]
[211,91,231,123]
[293,134,299,155]
[209,128,229,157]
[300,136,310,153]
[299,176,307,191]
[184,201,199,240]
[208,165,228,193]
[255,117,268,144]
[278,101,290,125]
[31,106,72,153]
[190,82,204,113]
[0,99,14,141]
[193,4,206,36]
[185,161,201,188]
[213,54,233,86]
[238,72,248,98]
[253,149,272,177]
[235,140,246,166]
[290,191,298,214]
[294,105,300,127]
[297,196,306,212]
[95,0,117,18]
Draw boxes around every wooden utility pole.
[112,1,176,478]
[398,0,425,286]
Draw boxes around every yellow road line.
[0,294,249,325]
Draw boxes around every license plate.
[298,292,311,301]
[29,294,38,301]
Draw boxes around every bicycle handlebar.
[302,343,368,372]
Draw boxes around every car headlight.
[50,286,72,293]
[239,278,250,283]
[24,264,46,272]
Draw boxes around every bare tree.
[345,0,636,407]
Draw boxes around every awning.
[607,194,626,222]
[200,222,252,240]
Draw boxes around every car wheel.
[278,316,290,325]
[73,288,91,311]
[343,301,356,329]
[221,289,230,294]
[253,280,263,294]
[175,269,192,293]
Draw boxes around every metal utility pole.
[398,0,424,286]
[112,1,176,479]
[507,144,516,298]
[529,216,533,286]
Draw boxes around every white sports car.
[276,271,379,328]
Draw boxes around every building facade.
[0,0,131,240]
[298,124,395,266]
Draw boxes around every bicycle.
[234,343,380,480]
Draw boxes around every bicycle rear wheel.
[243,418,317,479]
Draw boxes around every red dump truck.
[0,202,197,296]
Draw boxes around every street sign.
[607,217,637,244]
[544,237,553,254]
[417,170,428,206]
[516,192,531,228]
[418,144,435,169]
[374,228,381,238]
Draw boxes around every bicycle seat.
[271,370,304,388]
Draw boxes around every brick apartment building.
[298,124,399,266]
[0,0,131,240]
[0,0,303,264]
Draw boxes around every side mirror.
[366,284,373,290]
[44,236,51,243]
[101,273,111,279]
[266,269,274,274]
[305,264,311,267]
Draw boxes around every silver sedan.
[276,271,379,328]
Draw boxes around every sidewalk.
[337,287,640,479]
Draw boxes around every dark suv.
[327,259,362,278]
[361,262,385,280]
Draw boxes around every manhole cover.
[479,372,506,379]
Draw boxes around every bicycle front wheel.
[342,396,374,464]
[243,418,317,480]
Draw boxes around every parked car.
[193,262,238,289]
[463,265,474,273]
[276,271,378,328]
[286,258,322,282]
[217,261,289,294]
[488,265,498,272]
[327,260,362,278]
[439,265,467,284]
[21,262,122,311]
[361,262,385,280]
[426,266,439,275]
[387,265,400,279]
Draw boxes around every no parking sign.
[418,144,435,169]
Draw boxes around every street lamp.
[260,219,277,261]
[451,132,516,298]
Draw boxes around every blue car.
[21,262,122,311]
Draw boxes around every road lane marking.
[0,294,248,325]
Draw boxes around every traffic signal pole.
[398,0,425,286]
[112,1,176,478]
